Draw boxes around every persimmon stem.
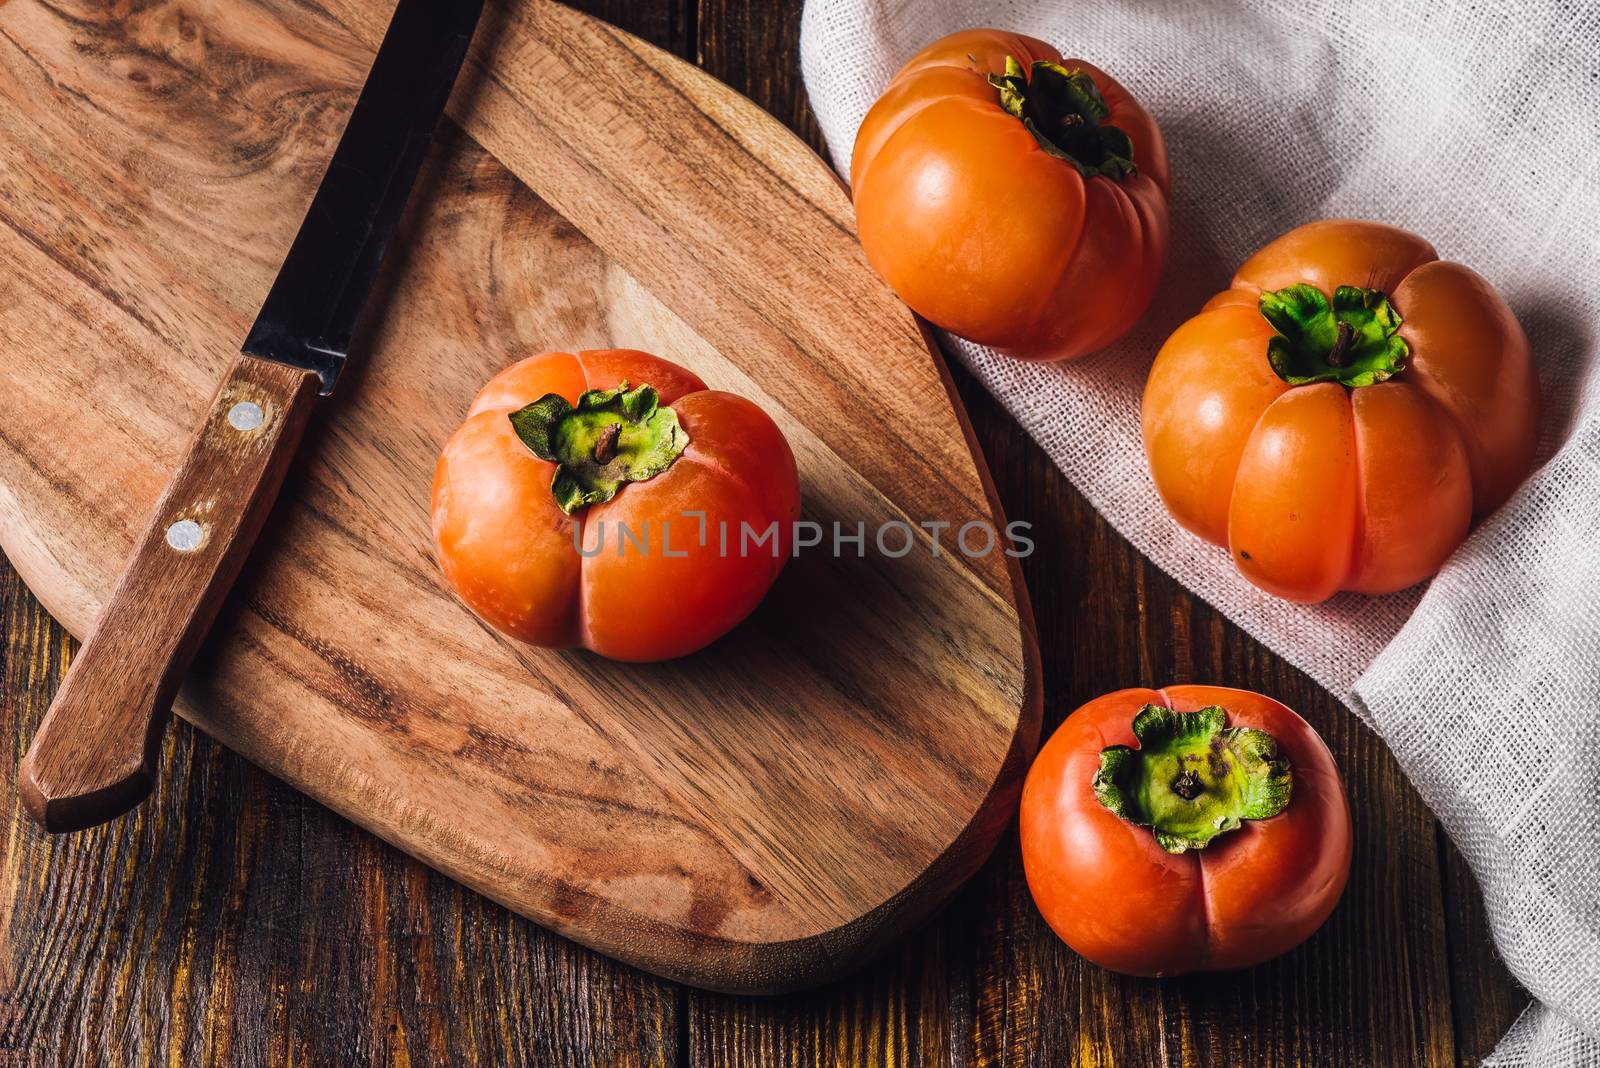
[1327,321,1355,368]
[1171,769,1203,800]
[593,423,622,463]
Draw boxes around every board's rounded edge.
[590,648,1042,996]
[0,512,102,642]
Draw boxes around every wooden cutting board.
[0,0,1040,992]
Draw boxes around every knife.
[17,0,485,832]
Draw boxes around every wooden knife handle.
[18,353,320,832]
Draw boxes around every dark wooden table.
[0,2,1530,1064]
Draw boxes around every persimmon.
[851,29,1170,361]
[432,349,800,661]
[1143,219,1539,602]
[1020,686,1351,976]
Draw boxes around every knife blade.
[246,0,485,391]
[18,0,485,832]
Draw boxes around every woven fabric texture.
[799,1,1600,1063]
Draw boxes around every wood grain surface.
[0,0,1039,992]
[0,0,1529,1064]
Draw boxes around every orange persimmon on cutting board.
[1143,220,1539,603]
[433,349,801,661]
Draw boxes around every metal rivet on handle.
[227,401,264,432]
[165,520,203,553]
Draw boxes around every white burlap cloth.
[801,1,1600,1062]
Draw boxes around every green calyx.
[508,382,689,514]
[1259,283,1409,387]
[987,56,1136,180]
[1093,705,1292,854]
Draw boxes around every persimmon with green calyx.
[1142,219,1540,602]
[851,28,1169,362]
[1020,686,1351,976]
[432,349,801,662]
